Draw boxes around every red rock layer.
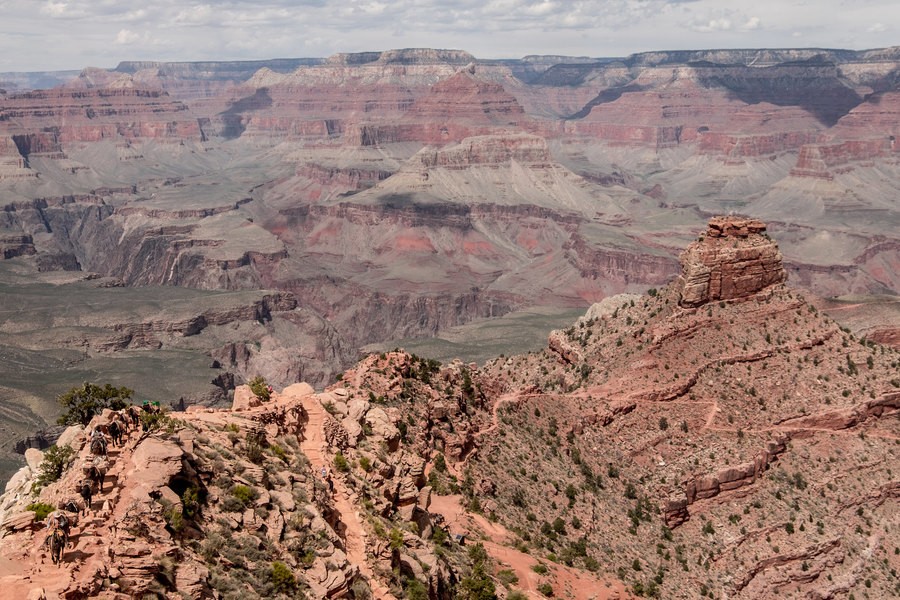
[0,88,202,143]
[677,217,787,307]
[790,138,892,178]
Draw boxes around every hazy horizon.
[2,0,897,72]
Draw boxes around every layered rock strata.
[677,216,787,307]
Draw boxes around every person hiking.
[90,427,108,456]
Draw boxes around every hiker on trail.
[90,427,108,456]
[46,510,70,538]
[320,466,334,493]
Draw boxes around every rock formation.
[676,216,787,307]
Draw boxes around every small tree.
[34,444,76,490]
[269,561,296,594]
[249,376,271,402]
[57,382,133,426]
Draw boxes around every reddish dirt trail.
[0,421,142,599]
[297,393,398,600]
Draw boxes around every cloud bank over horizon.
[1,0,897,71]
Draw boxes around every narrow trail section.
[297,392,398,600]
[1,417,143,599]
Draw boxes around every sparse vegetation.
[248,376,271,402]
[57,382,133,426]
[33,444,76,490]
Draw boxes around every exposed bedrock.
[677,216,787,307]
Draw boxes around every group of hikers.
[42,402,160,565]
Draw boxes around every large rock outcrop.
[677,216,787,307]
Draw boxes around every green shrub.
[270,444,289,464]
[57,382,133,426]
[27,501,54,521]
[245,430,265,464]
[333,452,350,472]
[182,486,201,519]
[497,569,519,587]
[358,456,372,472]
[140,410,175,433]
[404,578,428,600]
[164,504,184,533]
[458,562,496,600]
[231,484,258,508]
[531,563,549,575]
[389,528,404,551]
[248,376,271,402]
[34,444,76,490]
[269,561,296,594]
[507,592,529,600]
[537,582,554,597]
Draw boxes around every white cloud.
[40,2,68,17]
[742,16,761,31]
[115,28,140,44]
[867,22,887,33]
[693,18,732,33]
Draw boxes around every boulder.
[175,563,211,600]
[1,510,35,533]
[24,448,43,472]
[283,382,315,398]
[232,385,259,411]
[347,399,370,423]
[56,424,84,449]
[341,417,363,447]
[130,438,183,493]
[270,490,296,512]
[365,407,400,445]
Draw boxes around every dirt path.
[1,418,142,599]
[297,393,398,600]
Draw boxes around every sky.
[0,0,897,72]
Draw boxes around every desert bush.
[334,452,350,472]
[497,569,519,587]
[358,456,372,472]
[231,484,258,509]
[537,582,554,597]
[34,444,76,490]
[57,382,132,426]
[249,376,271,402]
[404,577,428,600]
[26,501,54,521]
[269,561,296,594]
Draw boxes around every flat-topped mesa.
[677,217,786,307]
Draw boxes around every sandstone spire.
[677,216,786,307]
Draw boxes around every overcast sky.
[1,0,897,72]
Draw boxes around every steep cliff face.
[677,217,787,307]
[0,87,203,143]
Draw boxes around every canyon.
[0,47,898,493]
[0,216,895,599]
